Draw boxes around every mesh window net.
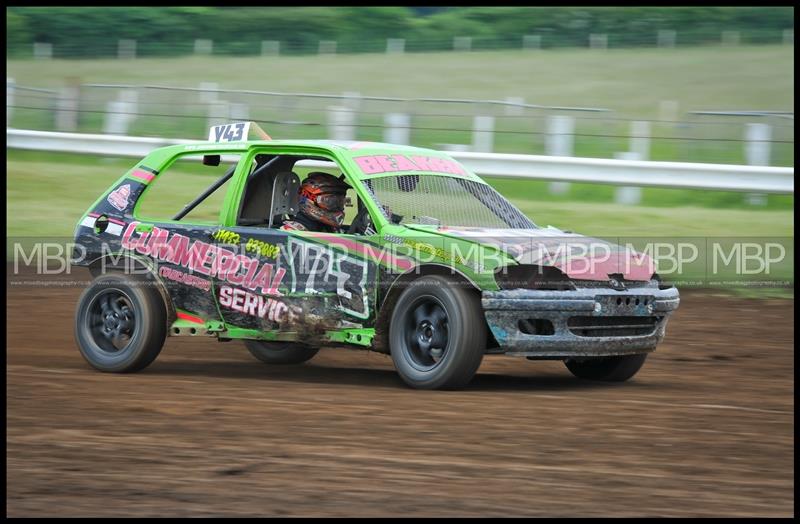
[364,175,536,229]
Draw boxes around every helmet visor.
[315,193,346,212]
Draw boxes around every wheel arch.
[372,264,496,354]
[86,253,176,328]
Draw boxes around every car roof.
[157,138,485,182]
[221,139,440,154]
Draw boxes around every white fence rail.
[9,80,794,168]
[455,151,794,193]
[6,128,794,194]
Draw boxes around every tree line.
[6,7,794,58]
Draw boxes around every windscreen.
[364,175,536,229]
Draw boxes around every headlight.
[493,264,576,291]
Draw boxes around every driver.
[281,172,349,233]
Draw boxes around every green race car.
[72,122,679,389]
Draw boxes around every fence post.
[103,100,125,134]
[613,152,643,205]
[745,123,771,166]
[744,123,771,205]
[261,41,280,56]
[6,78,14,126]
[319,41,337,55]
[328,106,355,141]
[198,82,219,104]
[384,113,410,145]
[504,96,524,116]
[472,116,495,153]
[546,115,574,194]
[103,88,138,135]
[386,38,405,54]
[657,30,676,48]
[118,39,136,60]
[342,91,362,112]
[453,37,472,52]
[194,39,213,55]
[546,115,574,156]
[523,35,541,49]
[33,42,53,60]
[438,144,470,152]
[589,34,608,50]
[721,31,740,46]
[630,120,651,160]
[56,83,80,132]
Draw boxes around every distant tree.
[409,7,456,17]
[5,6,795,57]
[6,10,31,54]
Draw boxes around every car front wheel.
[389,275,486,390]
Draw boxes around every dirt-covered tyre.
[564,354,648,382]
[244,340,319,365]
[389,275,486,390]
[74,273,167,373]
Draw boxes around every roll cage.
[128,141,392,235]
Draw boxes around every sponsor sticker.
[353,154,466,176]
[159,266,212,291]
[122,223,287,296]
[107,184,131,211]
[218,285,292,322]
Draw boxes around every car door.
[124,148,250,327]
[208,149,380,337]
[208,223,379,333]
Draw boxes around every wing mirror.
[202,155,221,166]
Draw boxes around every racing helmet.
[297,172,350,228]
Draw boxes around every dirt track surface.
[6,271,794,517]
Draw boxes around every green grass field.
[7,45,794,116]
[7,45,795,166]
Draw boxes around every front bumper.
[482,286,680,358]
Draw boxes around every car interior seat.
[267,171,300,228]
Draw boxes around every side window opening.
[135,153,246,223]
[237,154,298,226]
[236,154,376,235]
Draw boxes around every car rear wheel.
[74,273,167,373]
[389,275,486,390]
[564,354,648,382]
[244,340,319,365]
